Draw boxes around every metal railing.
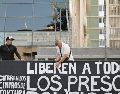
[0,28,120,48]
[0,31,70,46]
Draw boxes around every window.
[6,0,33,3]
[0,18,5,31]
[99,5,104,11]
[7,4,33,17]
[99,17,104,23]
[34,0,50,3]
[99,5,102,11]
[99,29,104,34]
[34,3,52,17]
[118,6,120,15]
[0,4,6,17]
[0,0,5,3]
[109,5,120,15]
[109,0,120,4]
[99,18,102,23]
[118,0,120,4]
[0,0,68,32]
[33,18,52,30]
[99,39,105,47]
[5,18,32,31]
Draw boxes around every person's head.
[6,36,15,45]
[55,39,62,48]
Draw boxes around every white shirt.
[56,42,74,61]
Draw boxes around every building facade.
[106,0,120,48]
[86,0,120,48]
[86,0,106,47]
[69,0,90,47]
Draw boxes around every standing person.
[0,36,22,60]
[55,39,74,68]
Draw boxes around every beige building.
[86,0,120,48]
[106,0,120,48]
[69,0,91,47]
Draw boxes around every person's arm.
[55,45,70,68]
[55,54,68,68]
[14,46,21,60]
[55,55,61,62]
[58,54,68,63]
[55,47,61,62]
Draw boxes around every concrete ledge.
[35,55,120,60]
[35,48,120,60]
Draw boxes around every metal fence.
[0,31,70,46]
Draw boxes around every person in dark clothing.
[0,36,22,60]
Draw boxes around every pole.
[54,17,57,39]
[104,0,107,61]
[65,0,71,46]
[60,8,61,40]
[53,1,57,39]
[4,3,7,44]
[31,0,34,60]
